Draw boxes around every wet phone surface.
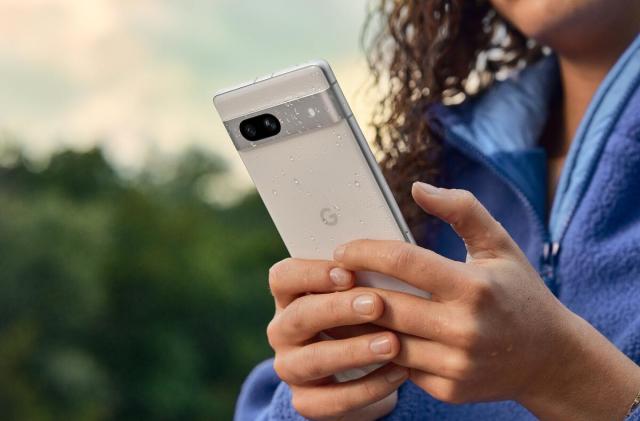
[214,61,428,298]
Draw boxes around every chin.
[489,0,620,49]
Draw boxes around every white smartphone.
[213,60,428,380]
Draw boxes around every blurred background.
[0,1,376,419]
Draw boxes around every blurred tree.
[0,146,285,420]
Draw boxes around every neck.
[554,57,610,155]
[553,14,640,154]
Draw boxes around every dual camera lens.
[239,114,281,141]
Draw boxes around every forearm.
[518,311,640,421]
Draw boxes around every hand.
[332,182,640,420]
[266,257,409,420]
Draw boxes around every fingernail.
[333,244,346,261]
[369,335,392,355]
[329,267,351,287]
[352,294,375,315]
[385,367,408,383]
[414,181,440,195]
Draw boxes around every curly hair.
[363,0,542,234]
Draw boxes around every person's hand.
[332,182,640,421]
[266,257,409,420]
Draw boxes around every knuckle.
[273,354,292,383]
[291,393,313,418]
[469,278,496,309]
[326,292,344,321]
[426,311,446,337]
[276,299,306,340]
[360,377,383,403]
[300,346,325,380]
[286,299,307,333]
[432,381,467,404]
[450,190,478,225]
[445,351,474,380]
[389,244,416,273]
[457,189,478,210]
[343,338,363,365]
[268,258,290,293]
[266,318,280,348]
[452,322,482,350]
[301,261,319,286]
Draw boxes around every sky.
[0,0,376,198]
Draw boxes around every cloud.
[0,0,373,187]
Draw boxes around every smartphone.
[213,60,427,380]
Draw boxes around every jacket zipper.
[444,131,560,290]
[541,241,560,285]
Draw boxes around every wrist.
[518,310,640,421]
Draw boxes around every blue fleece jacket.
[234,34,640,420]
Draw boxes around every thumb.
[411,182,516,259]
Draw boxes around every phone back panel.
[214,61,427,298]
[239,120,403,260]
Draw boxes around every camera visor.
[239,114,281,141]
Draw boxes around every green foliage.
[0,147,285,420]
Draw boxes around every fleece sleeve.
[233,359,424,421]
[233,358,307,421]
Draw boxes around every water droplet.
[250,143,257,148]
[333,205,340,211]
[272,189,278,196]
[337,134,342,140]
[310,235,316,241]
[289,155,295,161]
[354,180,360,187]
[293,178,300,185]
[359,219,365,225]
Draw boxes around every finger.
[274,331,400,384]
[409,370,469,404]
[269,258,354,309]
[291,364,408,420]
[268,288,384,346]
[333,239,469,300]
[394,334,476,381]
[369,288,452,342]
[411,182,517,258]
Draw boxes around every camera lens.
[263,116,279,133]
[240,122,258,140]
[239,114,280,141]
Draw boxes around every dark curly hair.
[363,0,542,234]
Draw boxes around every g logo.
[320,207,338,226]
